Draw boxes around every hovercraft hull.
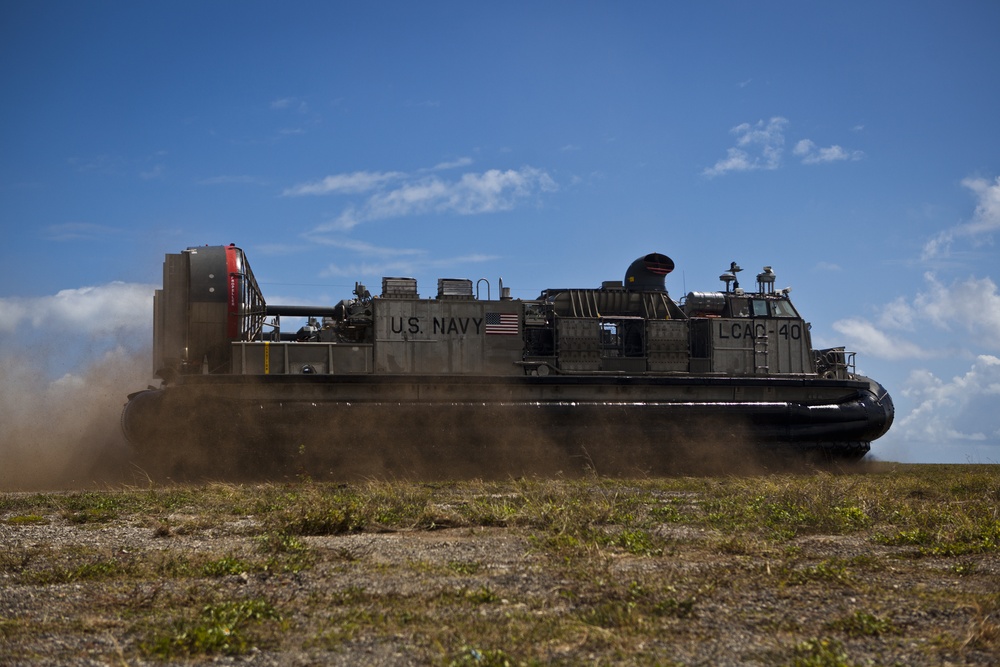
[122,373,892,478]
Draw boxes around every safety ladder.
[754,321,770,374]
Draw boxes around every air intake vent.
[382,277,418,299]
[437,278,474,299]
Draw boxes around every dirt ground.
[2,473,999,666]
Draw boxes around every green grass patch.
[825,610,896,637]
[144,597,282,658]
[786,637,858,667]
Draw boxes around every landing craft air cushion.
[121,245,894,476]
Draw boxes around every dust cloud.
[0,347,150,491]
[0,350,867,489]
[138,395,858,484]
[0,353,869,488]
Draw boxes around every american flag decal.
[485,312,519,335]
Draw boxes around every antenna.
[756,266,776,294]
[720,261,742,292]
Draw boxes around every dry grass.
[1,463,998,665]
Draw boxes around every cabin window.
[752,299,769,317]
[770,300,799,318]
[728,297,750,318]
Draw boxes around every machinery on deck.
[122,245,893,477]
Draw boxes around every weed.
[255,531,308,554]
[3,514,50,525]
[826,610,895,637]
[652,596,697,619]
[530,531,584,557]
[145,597,281,657]
[783,559,854,587]
[833,505,871,530]
[582,600,639,629]
[962,601,999,651]
[275,504,361,535]
[716,535,761,555]
[650,503,683,523]
[952,561,977,576]
[448,560,482,575]
[875,519,1000,556]
[329,585,370,605]
[615,528,663,556]
[254,532,314,572]
[465,585,502,604]
[201,555,254,577]
[786,637,857,667]
[72,559,122,580]
[0,545,34,574]
[450,645,514,667]
[26,556,123,585]
[59,492,124,523]
[63,508,117,524]
[875,528,935,548]
[467,493,523,527]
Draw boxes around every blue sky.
[2,1,1000,467]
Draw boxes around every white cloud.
[912,273,1000,349]
[0,282,155,335]
[703,117,787,177]
[326,207,361,231]
[303,165,557,232]
[793,139,863,165]
[139,164,165,180]
[894,355,1000,453]
[363,178,452,220]
[271,97,308,112]
[962,175,1000,234]
[429,157,474,171]
[922,175,1000,259]
[877,296,916,331]
[834,252,1000,461]
[704,119,865,175]
[283,170,406,196]
[831,272,1000,360]
[702,148,756,177]
[307,236,425,257]
[922,230,954,260]
[831,317,930,360]
[320,253,498,280]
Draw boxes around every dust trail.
[126,391,864,484]
[0,347,149,491]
